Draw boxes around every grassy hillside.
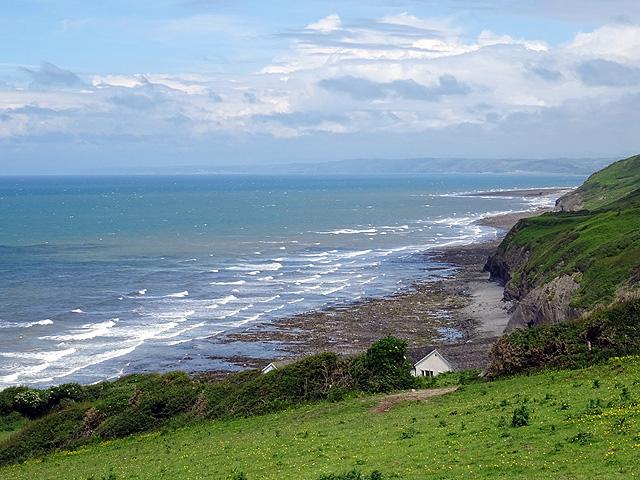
[496,191,640,310]
[1,355,639,480]
[0,338,419,467]
[488,154,640,313]
[557,154,640,211]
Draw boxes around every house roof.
[407,346,438,364]
[260,358,296,372]
[407,346,454,371]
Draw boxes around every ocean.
[0,174,582,388]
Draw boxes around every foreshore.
[204,188,570,374]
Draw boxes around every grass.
[562,154,640,210]
[0,339,418,466]
[495,154,640,311]
[498,189,640,309]
[1,356,640,479]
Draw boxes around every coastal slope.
[485,154,640,329]
[556,153,640,211]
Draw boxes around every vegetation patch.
[0,337,420,466]
[488,299,640,376]
[1,355,639,479]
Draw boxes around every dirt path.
[372,386,458,413]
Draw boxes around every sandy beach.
[204,190,567,373]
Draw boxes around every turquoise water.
[0,174,582,387]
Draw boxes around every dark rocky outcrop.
[484,247,582,329]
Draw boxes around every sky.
[1,0,640,174]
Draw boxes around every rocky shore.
[204,189,570,373]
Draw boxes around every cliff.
[556,153,640,211]
[486,155,640,329]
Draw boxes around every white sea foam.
[217,308,243,318]
[316,228,377,235]
[227,262,282,271]
[258,295,280,303]
[138,289,147,295]
[156,321,208,341]
[0,319,54,329]
[295,274,321,284]
[71,309,84,313]
[320,285,348,296]
[41,319,117,341]
[213,295,237,305]
[165,290,189,298]
[360,276,378,286]
[336,249,373,259]
[0,347,77,384]
[210,280,246,286]
[265,304,285,313]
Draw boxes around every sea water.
[0,174,582,387]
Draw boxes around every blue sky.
[1,0,640,173]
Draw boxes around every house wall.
[412,352,451,377]
[261,363,277,374]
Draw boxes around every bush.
[0,387,29,416]
[511,405,530,427]
[49,383,87,404]
[0,404,87,465]
[202,352,350,418]
[0,337,416,466]
[12,389,51,418]
[350,337,416,393]
[488,299,640,376]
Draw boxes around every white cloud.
[568,24,640,61]
[306,14,342,33]
[2,14,640,159]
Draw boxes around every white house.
[261,362,279,374]
[408,347,453,377]
[261,359,295,374]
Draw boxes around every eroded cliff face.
[555,191,583,212]
[507,275,581,330]
[484,249,583,329]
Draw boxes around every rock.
[506,275,582,330]
[555,190,583,212]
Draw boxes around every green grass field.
[562,154,640,210]
[2,356,639,480]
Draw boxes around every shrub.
[202,352,350,418]
[49,383,87,404]
[0,387,29,416]
[12,389,51,418]
[488,299,640,376]
[0,404,87,466]
[569,432,593,445]
[94,409,157,439]
[350,337,416,393]
[511,405,530,427]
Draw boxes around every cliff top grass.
[497,154,640,310]
[1,354,639,480]
[559,154,640,211]
[499,200,640,309]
